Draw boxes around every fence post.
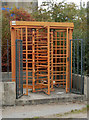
[81,39,83,94]
[70,40,71,92]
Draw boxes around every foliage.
[2,1,88,74]
[32,1,78,22]
[2,7,34,72]
[32,1,88,74]
[2,7,34,45]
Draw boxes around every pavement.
[15,88,86,105]
[1,88,88,119]
[2,101,87,118]
[0,107,2,120]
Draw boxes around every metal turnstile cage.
[10,21,74,95]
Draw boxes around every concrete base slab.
[16,88,86,106]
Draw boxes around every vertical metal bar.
[81,40,83,94]
[73,41,75,89]
[32,29,35,92]
[77,40,79,92]
[20,40,23,95]
[16,39,23,98]
[36,29,39,84]
[69,29,73,91]
[82,40,84,94]
[63,32,64,87]
[70,40,71,92]
[67,30,69,91]
[18,40,20,96]
[48,26,50,95]
[71,40,72,89]
[21,28,23,94]
[55,31,57,83]
[18,41,19,97]
[51,29,53,89]
[66,28,68,92]
[26,27,28,95]
[59,32,61,82]
[16,39,18,99]
[83,40,85,73]
[11,29,16,82]
[74,41,75,74]
[7,39,9,81]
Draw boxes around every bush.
[2,7,34,72]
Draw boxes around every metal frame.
[16,39,23,99]
[70,39,84,94]
[11,21,74,95]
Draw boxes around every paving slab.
[15,88,86,106]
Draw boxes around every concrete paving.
[0,107,2,120]
[2,102,87,118]
[88,111,89,120]
[15,88,86,105]
[1,87,88,119]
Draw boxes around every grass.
[54,106,88,117]
[24,118,39,120]
[87,104,89,110]
[33,116,40,118]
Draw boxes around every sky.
[38,0,88,7]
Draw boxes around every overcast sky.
[38,0,88,7]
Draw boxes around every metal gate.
[14,27,70,95]
[70,39,84,94]
[53,30,68,90]
[16,39,23,99]
[11,21,74,95]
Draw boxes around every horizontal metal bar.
[70,39,83,41]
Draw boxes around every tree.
[32,1,78,22]
[32,1,88,74]
[2,7,34,72]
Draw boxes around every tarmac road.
[1,101,87,119]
